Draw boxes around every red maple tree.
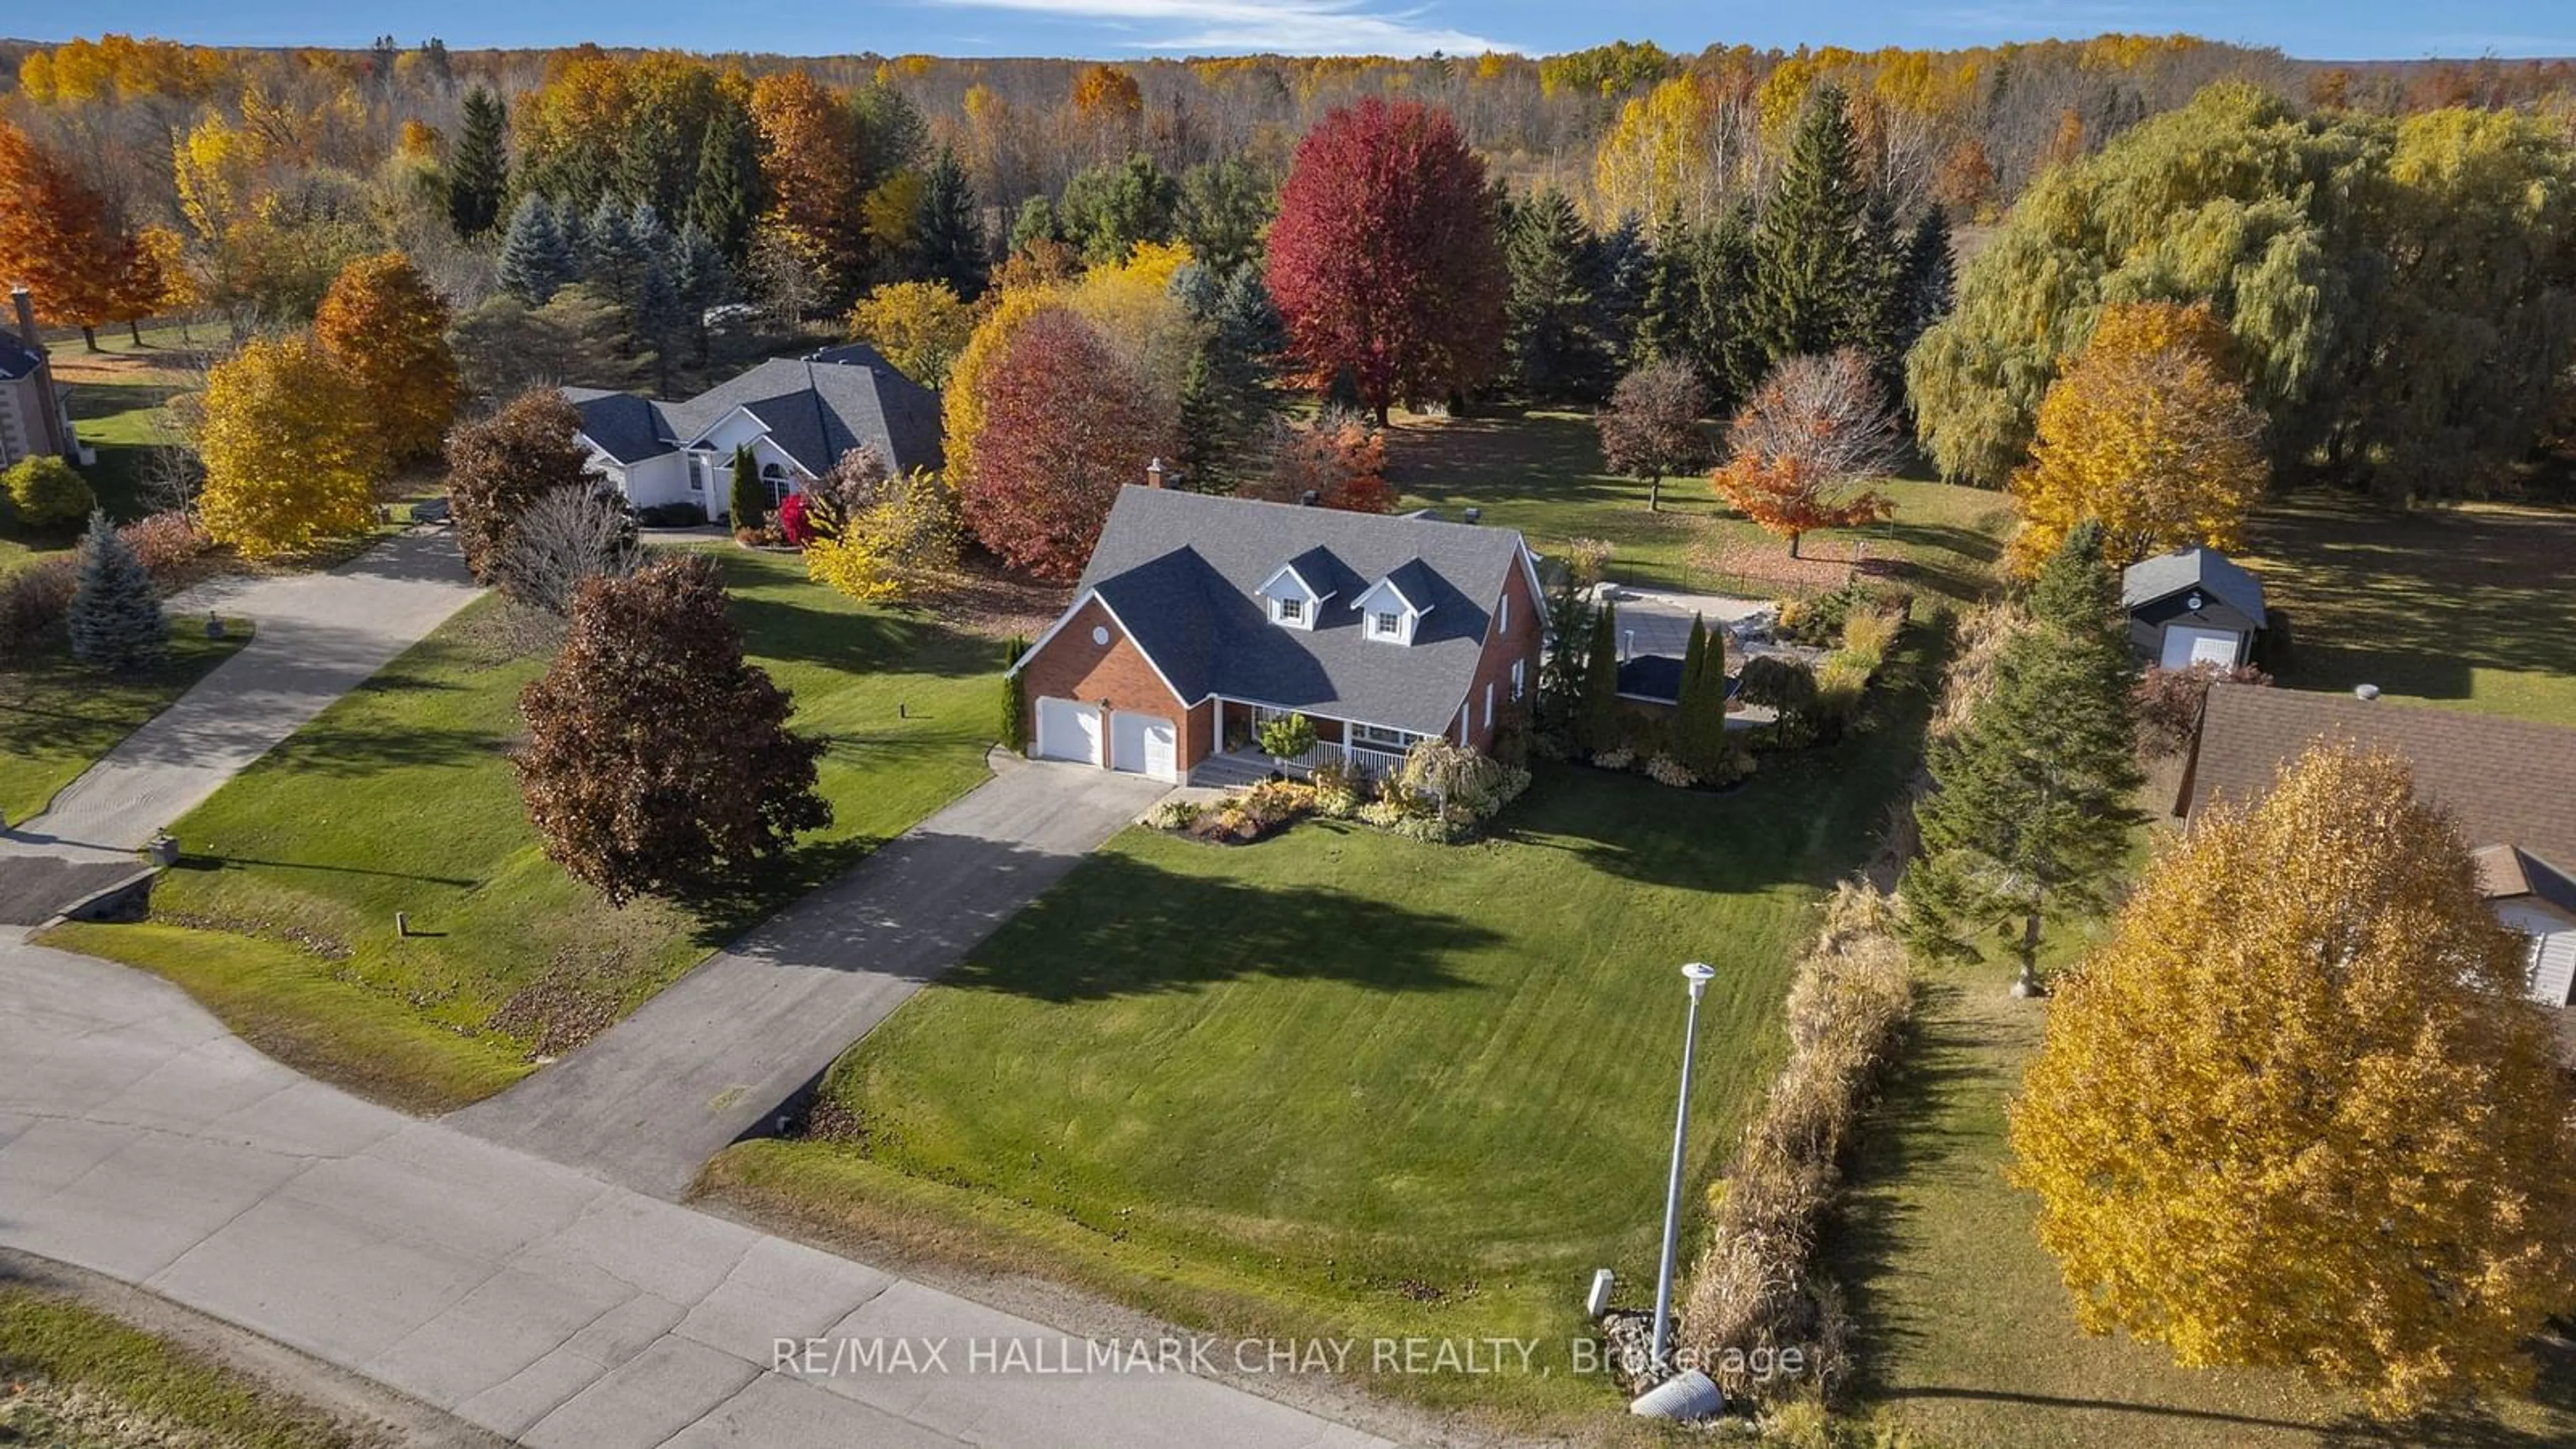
[0,122,138,350]
[1264,97,1505,425]
[959,306,1173,581]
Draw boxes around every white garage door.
[1034,697,1102,766]
[1109,711,1179,782]
[2160,625,2241,670]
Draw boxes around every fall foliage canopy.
[314,251,461,466]
[2009,741,2576,1414]
[958,306,1171,581]
[197,333,382,558]
[0,121,137,344]
[445,386,600,582]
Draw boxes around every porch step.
[1187,755,1283,790]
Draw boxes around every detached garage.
[2122,547,2267,670]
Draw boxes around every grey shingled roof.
[0,328,42,382]
[2122,547,2268,628]
[1073,488,1533,737]
[564,348,943,478]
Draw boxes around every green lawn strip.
[0,1286,357,1448]
[1382,409,2017,606]
[0,621,251,824]
[702,630,1940,1431]
[46,551,1002,1114]
[1832,906,2576,1448]
[2240,495,2576,725]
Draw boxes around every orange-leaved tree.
[0,121,136,350]
[315,252,460,466]
[1711,349,1896,557]
[2006,299,2267,577]
[2009,741,2576,1415]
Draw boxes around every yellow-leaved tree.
[2006,300,2267,576]
[801,447,959,602]
[940,284,1055,492]
[847,280,974,389]
[314,252,460,466]
[199,333,382,558]
[2008,741,2576,1415]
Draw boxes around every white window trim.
[1272,596,1308,627]
[1350,721,1413,749]
[1499,592,1509,634]
[1483,682,1495,729]
[1511,657,1526,701]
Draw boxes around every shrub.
[999,636,1029,753]
[0,555,78,661]
[1592,743,1635,771]
[1397,737,1528,824]
[1256,710,1318,763]
[1309,758,1364,817]
[1701,737,1758,787]
[2251,606,2293,672]
[777,491,814,545]
[1681,883,1913,1403]
[3,455,95,531]
[1146,798,1203,830]
[1811,655,1874,741]
[1837,606,1901,672]
[1776,582,1871,646]
[1931,602,2026,743]
[1644,752,1696,788]
[634,501,708,529]
[2134,662,2272,759]
[116,511,212,586]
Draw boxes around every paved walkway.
[0,529,477,920]
[0,930,1384,1449]
[450,760,1171,1198]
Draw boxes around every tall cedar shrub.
[729,444,765,529]
[515,554,829,906]
[1577,600,1623,755]
[1000,635,1029,753]
[67,509,165,672]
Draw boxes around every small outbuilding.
[2121,547,2267,670]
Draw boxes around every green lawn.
[0,620,250,825]
[0,1285,360,1448]
[701,630,1939,1432]
[1385,409,2018,606]
[2240,495,2576,724]
[46,549,1003,1114]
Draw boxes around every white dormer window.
[1351,570,1432,647]
[1370,609,1401,639]
[1255,561,1328,632]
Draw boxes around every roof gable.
[577,350,943,478]
[2123,547,2268,628]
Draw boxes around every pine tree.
[1903,521,2142,996]
[1902,209,1955,352]
[673,220,734,366]
[581,198,645,303]
[1008,195,1063,255]
[729,444,765,529]
[1577,600,1623,756]
[498,195,576,305]
[688,104,762,265]
[1748,84,1873,364]
[447,86,509,239]
[1635,203,1695,367]
[1502,188,1614,403]
[68,511,166,672]
[1175,268,1286,494]
[916,146,987,302]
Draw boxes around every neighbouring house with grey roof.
[2123,547,2267,669]
[1,287,88,470]
[562,343,941,519]
[1010,484,1546,785]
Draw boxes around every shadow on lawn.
[938,849,1489,1002]
[171,851,482,889]
[728,593,998,679]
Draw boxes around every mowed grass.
[1833,932,2576,1448]
[0,1285,359,1448]
[1383,408,2018,605]
[702,630,1941,1430]
[46,549,1003,1114]
[0,619,250,824]
[2239,494,2576,724]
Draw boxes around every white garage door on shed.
[2160,625,2241,670]
[1034,697,1102,766]
[1109,711,1179,782]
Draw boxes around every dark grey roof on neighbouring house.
[2473,845,2576,917]
[0,329,42,382]
[1071,488,1535,738]
[2181,685,2576,868]
[2122,547,2267,628]
[563,345,943,478]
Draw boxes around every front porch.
[1189,698,1424,788]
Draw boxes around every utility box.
[1585,1269,1615,1319]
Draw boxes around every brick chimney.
[9,286,65,460]
[1144,456,1167,488]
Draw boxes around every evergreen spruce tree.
[1858,195,1917,392]
[498,195,576,305]
[1502,188,1614,404]
[1692,203,1765,414]
[673,221,734,367]
[1902,521,2142,996]
[581,199,647,303]
[688,105,763,265]
[447,86,510,239]
[1578,600,1623,756]
[916,146,989,302]
[1008,195,1063,256]
[1748,83,1874,364]
[68,511,166,672]
[729,444,765,529]
[625,203,686,391]
[1902,208,1956,350]
[1595,212,1650,375]
[1635,203,1695,368]
[1175,268,1286,494]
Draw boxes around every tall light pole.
[1650,961,1718,1371]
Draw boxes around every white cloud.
[926,0,1512,57]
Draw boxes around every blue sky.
[27,1,2576,62]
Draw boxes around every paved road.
[0,930,1384,1449]
[0,529,476,920]
[449,760,1171,1197]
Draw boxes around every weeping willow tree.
[1908,82,2576,501]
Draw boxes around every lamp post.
[1650,961,1718,1371]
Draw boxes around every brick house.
[1012,486,1546,786]
[1,287,87,469]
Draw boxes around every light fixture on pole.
[1650,961,1719,1371]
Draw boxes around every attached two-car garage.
[1032,698,1178,782]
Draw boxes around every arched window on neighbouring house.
[762,462,793,508]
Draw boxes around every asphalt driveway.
[0,928,1380,1449]
[448,759,1172,1197]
